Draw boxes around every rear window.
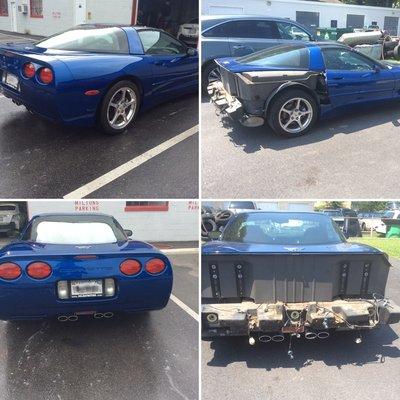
[229,201,256,209]
[237,45,309,69]
[36,27,129,54]
[222,212,345,245]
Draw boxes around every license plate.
[3,72,19,90]
[70,279,103,298]
[282,325,305,334]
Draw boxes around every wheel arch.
[264,82,321,119]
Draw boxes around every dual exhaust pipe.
[58,312,114,322]
[249,331,330,345]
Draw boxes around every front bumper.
[202,299,400,338]
[207,81,265,127]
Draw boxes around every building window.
[0,0,8,17]
[30,0,43,18]
[125,201,169,212]
[331,20,337,28]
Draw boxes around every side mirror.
[124,229,133,238]
[374,65,381,73]
[186,47,197,57]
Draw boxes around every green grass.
[349,237,400,259]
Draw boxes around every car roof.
[75,23,158,31]
[237,211,325,216]
[31,212,113,218]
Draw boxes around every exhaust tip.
[94,313,104,319]
[103,312,114,319]
[58,315,68,322]
[272,334,285,342]
[317,331,330,339]
[259,335,272,343]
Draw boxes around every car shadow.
[206,327,400,371]
[204,98,400,154]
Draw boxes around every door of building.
[10,1,18,32]
[75,0,87,25]
[384,16,399,36]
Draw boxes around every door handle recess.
[332,76,344,80]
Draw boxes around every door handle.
[233,45,247,50]
[332,76,344,80]
[153,60,167,66]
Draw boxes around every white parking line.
[162,248,198,254]
[170,294,199,321]
[63,125,199,199]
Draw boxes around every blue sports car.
[202,212,400,350]
[208,42,400,137]
[0,213,173,321]
[0,24,198,135]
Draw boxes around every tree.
[314,201,347,211]
[351,201,390,212]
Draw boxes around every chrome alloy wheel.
[107,87,137,129]
[208,67,221,85]
[278,97,313,134]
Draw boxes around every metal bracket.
[339,263,349,295]
[209,263,221,299]
[235,264,244,298]
[361,262,371,294]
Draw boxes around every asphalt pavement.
[202,98,400,198]
[201,258,400,400]
[0,243,199,400]
[0,32,199,199]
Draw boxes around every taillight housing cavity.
[57,280,69,299]
[104,278,115,297]
[22,62,36,78]
[0,262,22,280]
[120,259,141,276]
[145,258,166,275]
[38,67,54,84]
[27,261,52,279]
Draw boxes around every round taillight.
[0,262,22,280]
[120,259,141,276]
[27,262,52,279]
[23,63,36,78]
[145,258,166,274]
[39,68,54,84]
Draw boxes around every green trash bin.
[316,27,353,41]
[386,225,400,238]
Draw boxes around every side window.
[228,20,280,39]
[276,22,311,41]
[138,30,186,55]
[202,22,230,38]
[322,48,375,71]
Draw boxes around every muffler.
[259,335,272,343]
[272,334,285,342]
[317,331,330,339]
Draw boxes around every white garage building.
[25,200,199,242]
[202,0,400,36]
[0,0,198,37]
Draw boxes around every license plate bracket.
[3,72,20,91]
[70,279,103,298]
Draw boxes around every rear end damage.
[201,252,400,357]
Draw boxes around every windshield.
[0,205,16,211]
[36,27,129,54]
[229,201,256,209]
[222,212,345,245]
[236,45,309,69]
[322,210,342,217]
[23,215,127,244]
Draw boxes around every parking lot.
[0,237,199,400]
[0,32,199,199]
[202,99,400,199]
[201,258,400,400]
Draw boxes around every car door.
[321,47,395,107]
[225,19,281,57]
[276,21,313,44]
[137,29,198,97]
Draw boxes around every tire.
[202,62,221,94]
[201,219,217,236]
[215,210,234,226]
[98,80,140,135]
[268,89,318,137]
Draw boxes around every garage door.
[384,16,399,36]
[346,14,365,29]
[296,11,319,34]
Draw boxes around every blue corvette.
[0,213,173,321]
[0,24,198,135]
[208,42,400,137]
[202,212,400,350]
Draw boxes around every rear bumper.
[207,81,265,128]
[0,277,173,320]
[202,299,400,338]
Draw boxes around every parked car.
[0,24,198,135]
[201,212,400,351]
[358,211,384,231]
[201,15,315,90]
[227,201,258,214]
[0,203,26,236]
[208,42,400,137]
[0,213,173,321]
[375,210,400,235]
[322,208,362,237]
[177,18,199,47]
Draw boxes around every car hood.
[202,240,383,255]
[0,240,161,257]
